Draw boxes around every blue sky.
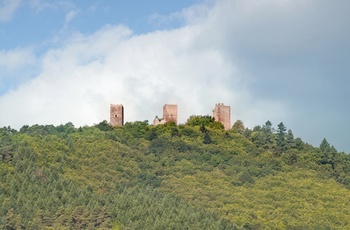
[1,0,350,152]
[0,0,200,93]
[1,1,200,47]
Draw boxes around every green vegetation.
[1,118,350,229]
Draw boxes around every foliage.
[186,115,224,130]
[1,119,350,229]
[232,120,245,133]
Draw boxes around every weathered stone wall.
[153,116,165,126]
[213,103,231,130]
[163,104,178,124]
[110,103,231,129]
[110,104,124,126]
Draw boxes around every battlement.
[213,103,231,130]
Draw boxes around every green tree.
[186,115,214,127]
[95,120,113,131]
[319,138,337,170]
[5,208,24,230]
[232,120,245,133]
[276,122,287,155]
[203,132,212,144]
[286,129,295,148]
[263,121,274,150]
[294,137,304,150]
[262,120,273,133]
[147,130,158,141]
[200,124,207,133]
[251,121,274,150]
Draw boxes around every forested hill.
[1,117,350,229]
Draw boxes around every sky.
[0,0,350,152]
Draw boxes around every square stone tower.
[213,103,231,130]
[163,104,178,124]
[110,104,124,126]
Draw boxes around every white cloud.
[0,48,36,71]
[1,0,350,151]
[0,22,241,127]
[0,47,37,94]
[29,0,74,12]
[64,9,78,25]
[149,2,211,28]
[0,0,291,129]
[0,0,21,22]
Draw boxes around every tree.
[294,137,304,150]
[262,120,273,134]
[283,149,298,165]
[253,125,262,132]
[170,127,180,137]
[147,130,158,141]
[200,124,207,133]
[262,121,274,150]
[238,171,255,184]
[5,208,24,230]
[319,138,337,170]
[95,120,113,131]
[320,138,331,153]
[276,122,287,155]
[232,120,245,133]
[243,128,252,139]
[251,131,265,148]
[286,129,295,148]
[251,121,275,150]
[186,115,214,127]
[203,132,212,144]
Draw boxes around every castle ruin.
[110,103,231,129]
[153,104,178,125]
[110,104,124,126]
[213,103,231,130]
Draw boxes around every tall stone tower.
[213,103,231,130]
[110,104,124,126]
[163,104,178,124]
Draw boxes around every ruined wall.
[163,104,178,124]
[153,116,165,126]
[213,103,231,130]
[110,104,124,126]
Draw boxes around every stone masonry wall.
[110,104,124,126]
[213,103,231,130]
[163,104,178,124]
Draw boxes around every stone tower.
[213,103,231,130]
[153,104,178,125]
[163,104,178,124]
[110,104,124,126]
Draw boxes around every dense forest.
[1,116,350,229]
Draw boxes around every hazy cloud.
[0,0,21,22]
[0,23,240,127]
[149,2,211,28]
[1,0,350,151]
[0,48,36,70]
[64,10,78,25]
[29,0,74,12]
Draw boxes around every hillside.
[1,118,350,229]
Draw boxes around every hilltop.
[1,117,350,229]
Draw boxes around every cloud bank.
[0,23,240,127]
[0,0,21,22]
[1,0,350,152]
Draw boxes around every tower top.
[213,103,231,130]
